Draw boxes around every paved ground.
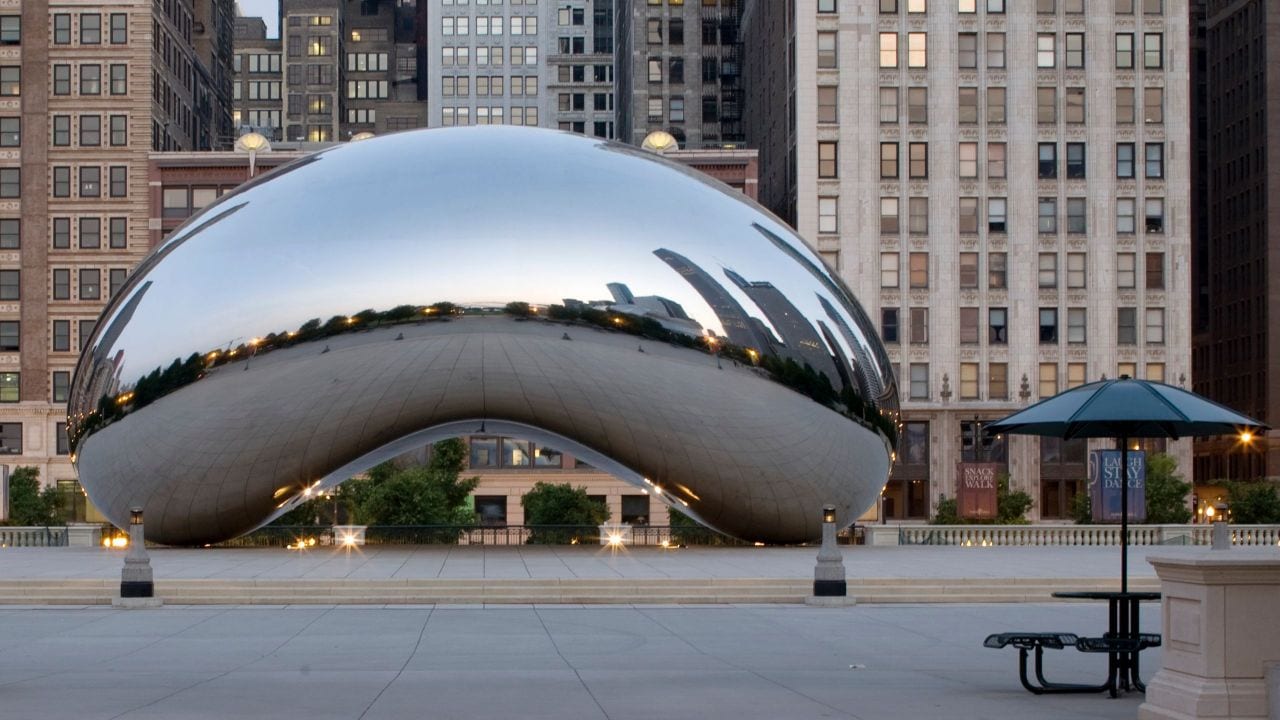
[0,544,1167,581]
[0,602,1158,720]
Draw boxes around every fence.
[892,524,1280,547]
[215,524,747,548]
[0,526,69,547]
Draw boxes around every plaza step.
[0,576,1160,606]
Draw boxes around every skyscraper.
[742,0,1192,520]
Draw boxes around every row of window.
[347,52,389,72]
[234,53,282,74]
[0,265,126,302]
[0,420,73,455]
[812,31,1167,72]
[46,63,129,96]
[816,141,1166,181]
[48,115,130,148]
[441,46,541,66]
[236,81,281,101]
[870,84,1162,127]
[0,372,74,404]
[899,359,1168,405]
[858,194,1165,237]
[49,13,129,46]
[51,217,130,249]
[443,0,541,5]
[442,75,541,97]
[441,106,540,125]
[0,317,104,354]
[865,0,1166,13]
[879,251,1165,292]
[48,166,129,199]
[442,16,540,36]
[890,304,1166,347]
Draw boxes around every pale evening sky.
[237,0,280,38]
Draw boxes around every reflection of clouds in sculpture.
[70,127,897,546]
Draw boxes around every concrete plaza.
[0,602,1158,720]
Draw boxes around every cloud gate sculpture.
[69,127,899,546]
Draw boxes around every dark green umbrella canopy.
[985,376,1268,440]
[986,376,1266,592]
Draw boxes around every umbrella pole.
[1119,436,1129,594]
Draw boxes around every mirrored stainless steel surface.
[69,127,899,545]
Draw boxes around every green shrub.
[521,482,609,544]
[1225,481,1280,524]
[1144,453,1192,523]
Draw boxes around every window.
[0,422,20,453]
[880,198,899,234]
[1037,87,1056,124]
[1144,87,1163,124]
[1038,198,1058,233]
[958,33,977,69]
[1145,198,1164,233]
[0,116,16,146]
[1117,253,1136,288]
[909,198,929,234]
[881,0,898,11]
[80,64,101,95]
[880,143,899,178]
[53,219,70,250]
[0,218,15,249]
[959,197,979,233]
[1067,363,1088,388]
[1065,88,1085,124]
[1038,0,1055,11]
[988,198,1007,232]
[669,97,684,121]
[1039,363,1059,399]
[958,0,975,11]
[109,64,126,94]
[79,268,100,300]
[880,87,898,123]
[819,197,839,233]
[1040,308,1059,344]
[52,319,70,351]
[907,32,927,67]
[1145,143,1164,178]
[1146,252,1164,289]
[987,32,1005,68]
[80,13,101,44]
[647,18,662,43]
[878,33,896,68]
[79,217,100,248]
[959,307,979,343]
[987,87,1006,124]
[907,87,927,123]
[1117,308,1138,344]
[909,252,929,288]
[958,143,977,179]
[110,115,126,146]
[0,167,15,198]
[79,115,101,146]
[908,143,928,178]
[1144,33,1163,68]
[79,320,95,351]
[53,115,70,146]
[1117,143,1136,178]
[0,320,16,350]
[1065,33,1085,68]
[1038,143,1057,179]
[110,218,126,248]
[1116,87,1136,124]
[820,32,839,68]
[989,363,1009,400]
[960,363,979,400]
[909,364,929,400]
[817,86,838,123]
[1067,198,1087,233]
[1067,308,1087,343]
[988,253,1007,289]
[959,254,979,289]
[1067,253,1086,288]
[909,307,928,344]
[109,166,126,197]
[1146,363,1164,383]
[1038,253,1058,288]
[881,252,899,287]
[881,308,900,343]
[1117,198,1136,233]
[988,307,1008,344]
[52,371,70,403]
[0,66,17,96]
[54,14,71,44]
[958,87,978,124]
[1144,0,1163,13]
[986,144,1007,180]
[0,269,16,300]
[1116,33,1134,68]
[110,13,127,43]
[818,142,838,178]
[1065,143,1086,179]
[53,64,71,95]
[53,167,70,197]
[1037,34,1055,68]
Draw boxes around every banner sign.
[1089,450,1146,523]
[955,463,1001,520]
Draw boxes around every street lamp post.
[115,507,161,608]
[812,505,848,599]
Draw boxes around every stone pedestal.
[1138,549,1280,720]
[66,523,102,547]
[813,521,847,597]
[868,526,899,546]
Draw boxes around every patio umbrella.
[985,375,1267,591]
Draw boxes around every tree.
[1069,491,1092,525]
[996,473,1034,524]
[1225,481,1280,524]
[353,440,478,533]
[1144,452,1192,523]
[521,482,609,544]
[4,467,62,526]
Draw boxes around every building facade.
[615,0,743,149]
[232,16,284,140]
[742,0,1193,521]
[1191,0,1280,484]
[1,0,231,516]
[280,0,344,142]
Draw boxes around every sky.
[237,0,280,38]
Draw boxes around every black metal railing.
[212,524,749,548]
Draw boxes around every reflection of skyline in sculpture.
[81,281,152,414]
[652,248,773,350]
[605,282,705,337]
[817,294,884,403]
[723,269,840,383]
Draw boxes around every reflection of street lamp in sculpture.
[234,131,271,179]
